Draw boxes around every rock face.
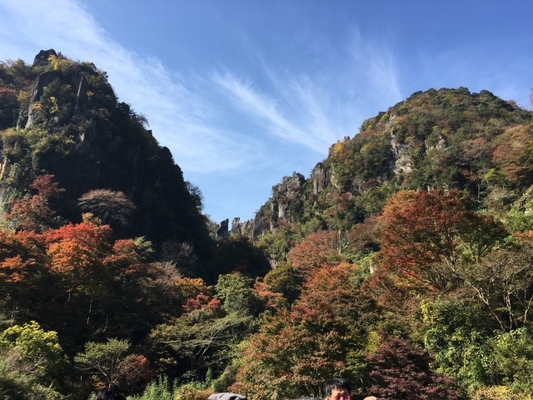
[23,49,100,131]
[218,172,308,239]
[252,211,263,237]
[6,50,213,262]
[24,70,62,129]
[216,218,229,239]
[216,165,329,244]
[311,162,328,195]
[229,217,255,237]
[390,134,412,174]
[231,217,241,234]
[270,173,305,225]
[32,49,57,67]
[387,113,413,174]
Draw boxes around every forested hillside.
[1,51,533,400]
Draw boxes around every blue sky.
[1,0,532,224]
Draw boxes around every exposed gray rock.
[24,70,62,129]
[73,75,89,116]
[311,162,328,195]
[253,211,263,238]
[229,216,255,237]
[241,218,254,237]
[216,218,229,239]
[388,113,413,174]
[231,217,241,234]
[23,50,100,132]
[272,173,305,200]
[271,173,305,225]
[32,49,57,67]
[278,203,288,220]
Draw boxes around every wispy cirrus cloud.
[346,28,402,106]
[212,69,349,154]
[211,28,403,155]
[0,0,257,173]
[0,0,403,175]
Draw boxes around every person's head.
[325,377,351,400]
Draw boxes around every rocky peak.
[32,49,57,67]
[23,49,100,132]
[311,162,328,195]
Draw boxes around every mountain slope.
[0,50,212,263]
[253,87,533,261]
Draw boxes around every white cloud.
[212,69,347,154]
[0,0,402,176]
[346,28,402,106]
[0,0,257,173]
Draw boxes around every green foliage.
[150,306,254,383]
[254,88,533,242]
[130,376,176,400]
[5,52,533,399]
[0,321,67,385]
[0,321,66,399]
[173,382,213,400]
[505,184,533,233]
[256,223,304,265]
[483,328,533,394]
[0,52,213,271]
[263,263,301,303]
[214,273,261,316]
[0,348,63,400]
[74,338,130,389]
[421,300,493,387]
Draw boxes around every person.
[94,386,126,400]
[324,377,351,400]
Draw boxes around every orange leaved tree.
[378,189,507,293]
[231,263,375,399]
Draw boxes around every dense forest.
[1,50,533,400]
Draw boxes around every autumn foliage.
[364,334,465,399]
[377,189,507,292]
[4,56,533,400]
[288,230,340,275]
[7,174,65,231]
[232,263,374,399]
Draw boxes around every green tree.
[0,321,67,390]
[0,347,63,400]
[214,273,262,316]
[150,294,253,383]
[74,338,130,390]
[482,328,533,396]
[421,300,493,387]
